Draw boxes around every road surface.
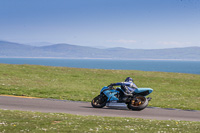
[0,95,200,121]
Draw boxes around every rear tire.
[128,96,148,111]
[91,95,107,108]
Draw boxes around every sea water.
[0,58,200,74]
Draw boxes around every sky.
[0,0,200,49]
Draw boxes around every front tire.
[128,96,148,111]
[91,95,107,108]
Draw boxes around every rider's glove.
[108,83,115,88]
[108,85,112,88]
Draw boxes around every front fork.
[147,97,152,101]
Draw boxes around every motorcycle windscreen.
[100,86,109,93]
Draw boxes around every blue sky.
[0,0,200,49]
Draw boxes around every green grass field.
[0,63,200,110]
[0,109,200,133]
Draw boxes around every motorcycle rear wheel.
[91,95,107,108]
[128,96,148,111]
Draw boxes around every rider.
[108,77,138,95]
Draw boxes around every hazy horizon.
[1,40,200,50]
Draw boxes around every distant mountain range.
[0,40,200,60]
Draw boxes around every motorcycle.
[91,86,153,111]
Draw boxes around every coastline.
[0,56,200,61]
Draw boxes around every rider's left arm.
[109,82,123,86]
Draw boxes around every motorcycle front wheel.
[91,94,107,108]
[127,96,148,111]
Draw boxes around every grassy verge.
[0,64,200,110]
[0,109,200,133]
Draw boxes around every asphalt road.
[0,95,200,121]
